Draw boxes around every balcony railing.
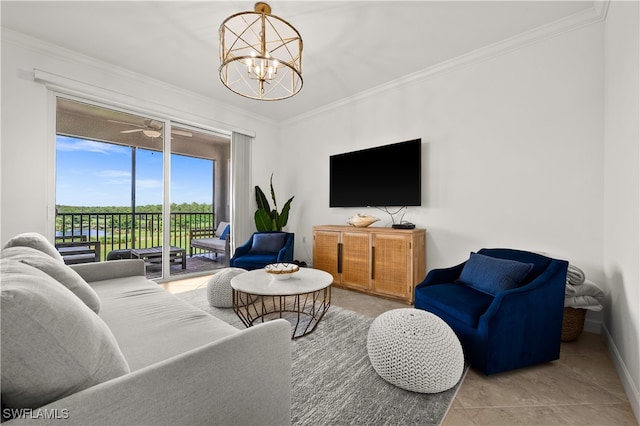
[56,212,215,262]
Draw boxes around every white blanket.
[565,279,605,311]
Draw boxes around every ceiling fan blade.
[108,119,144,128]
[121,129,144,134]
[171,129,193,137]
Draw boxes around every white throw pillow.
[1,246,101,313]
[214,221,230,238]
[0,260,130,409]
[3,232,64,262]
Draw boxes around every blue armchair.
[414,248,568,375]
[229,232,294,270]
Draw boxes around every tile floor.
[160,274,638,426]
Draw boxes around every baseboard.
[602,323,640,423]
[584,316,602,334]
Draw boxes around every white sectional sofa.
[1,233,291,425]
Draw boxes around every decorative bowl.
[264,263,300,280]
[347,214,380,228]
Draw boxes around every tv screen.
[330,139,421,207]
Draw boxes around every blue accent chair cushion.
[458,252,533,295]
[414,248,568,375]
[230,232,294,271]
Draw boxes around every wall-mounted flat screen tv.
[330,139,421,207]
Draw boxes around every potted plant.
[254,174,294,232]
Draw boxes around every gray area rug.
[177,288,464,426]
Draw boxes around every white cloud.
[56,136,129,155]
[137,179,163,189]
[96,170,131,179]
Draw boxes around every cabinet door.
[341,232,371,290]
[372,233,410,300]
[313,230,340,283]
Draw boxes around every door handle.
[371,246,375,280]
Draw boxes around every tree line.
[56,202,213,214]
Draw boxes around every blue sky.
[56,136,213,206]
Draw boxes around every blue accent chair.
[229,232,295,270]
[414,248,568,375]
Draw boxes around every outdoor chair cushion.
[215,221,230,238]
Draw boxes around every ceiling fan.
[108,119,193,138]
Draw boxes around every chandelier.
[219,2,303,101]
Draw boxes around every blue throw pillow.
[249,233,287,254]
[220,225,230,240]
[458,252,534,295]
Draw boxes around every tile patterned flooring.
[161,274,638,426]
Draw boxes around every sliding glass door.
[55,97,230,279]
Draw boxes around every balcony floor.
[144,253,229,279]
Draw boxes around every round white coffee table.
[231,267,333,339]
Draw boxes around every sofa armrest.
[232,236,253,258]
[477,259,568,366]
[481,259,568,322]
[415,262,466,289]
[276,234,295,263]
[70,259,145,283]
[5,319,291,426]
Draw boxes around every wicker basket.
[561,307,586,342]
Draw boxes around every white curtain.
[230,132,253,253]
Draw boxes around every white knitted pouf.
[367,308,464,393]
[207,268,247,308]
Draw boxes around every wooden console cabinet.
[312,225,426,304]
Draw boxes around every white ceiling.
[2,1,594,122]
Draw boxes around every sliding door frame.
[48,89,244,280]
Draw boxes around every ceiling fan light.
[219,2,303,101]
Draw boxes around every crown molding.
[2,28,275,131]
[283,1,610,126]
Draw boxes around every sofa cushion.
[90,275,239,371]
[249,233,286,254]
[1,246,101,313]
[459,252,534,295]
[3,232,64,262]
[0,260,130,409]
[231,254,279,270]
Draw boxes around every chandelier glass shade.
[219,2,303,101]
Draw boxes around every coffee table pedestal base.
[233,287,331,339]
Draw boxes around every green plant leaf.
[254,208,272,232]
[255,185,271,213]
[254,174,294,232]
[269,173,278,211]
[277,196,294,230]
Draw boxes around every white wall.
[280,11,640,416]
[281,23,605,282]
[603,0,640,419]
[0,31,280,245]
